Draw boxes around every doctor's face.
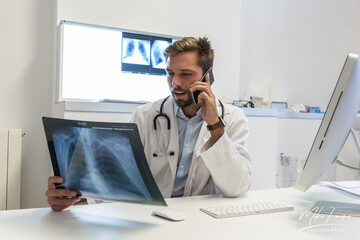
[166,51,203,108]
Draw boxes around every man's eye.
[182,73,192,77]
[166,72,174,76]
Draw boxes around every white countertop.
[0,185,358,240]
[57,101,324,119]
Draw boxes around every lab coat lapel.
[183,100,227,196]
[162,98,179,179]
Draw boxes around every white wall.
[240,0,360,106]
[0,0,56,208]
[58,0,360,106]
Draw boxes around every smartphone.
[192,67,215,104]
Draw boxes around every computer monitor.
[296,53,360,215]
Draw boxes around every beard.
[171,88,195,108]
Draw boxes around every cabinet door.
[0,129,9,210]
[246,117,278,190]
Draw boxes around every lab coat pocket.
[190,158,211,195]
[149,154,170,179]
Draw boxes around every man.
[46,37,251,211]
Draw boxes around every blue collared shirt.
[171,102,203,197]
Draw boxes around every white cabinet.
[244,109,324,190]
[246,116,278,190]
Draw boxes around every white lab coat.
[130,97,252,198]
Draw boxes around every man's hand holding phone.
[191,68,224,145]
[190,67,219,124]
[191,67,214,105]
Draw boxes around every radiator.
[0,129,23,210]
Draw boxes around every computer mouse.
[152,207,186,221]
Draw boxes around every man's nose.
[172,75,181,87]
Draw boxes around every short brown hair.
[164,37,215,74]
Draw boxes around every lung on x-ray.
[121,32,172,75]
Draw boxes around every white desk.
[0,185,358,240]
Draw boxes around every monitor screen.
[42,117,167,206]
[297,53,360,191]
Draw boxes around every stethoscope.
[153,95,225,130]
[152,96,225,193]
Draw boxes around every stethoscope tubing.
[153,96,224,131]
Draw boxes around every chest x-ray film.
[42,117,166,206]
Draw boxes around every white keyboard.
[200,201,294,219]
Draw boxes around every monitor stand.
[335,128,360,173]
[312,128,360,217]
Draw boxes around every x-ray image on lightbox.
[121,32,171,75]
[122,38,151,65]
[151,40,171,70]
[42,117,166,206]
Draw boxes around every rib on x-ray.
[52,127,152,202]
